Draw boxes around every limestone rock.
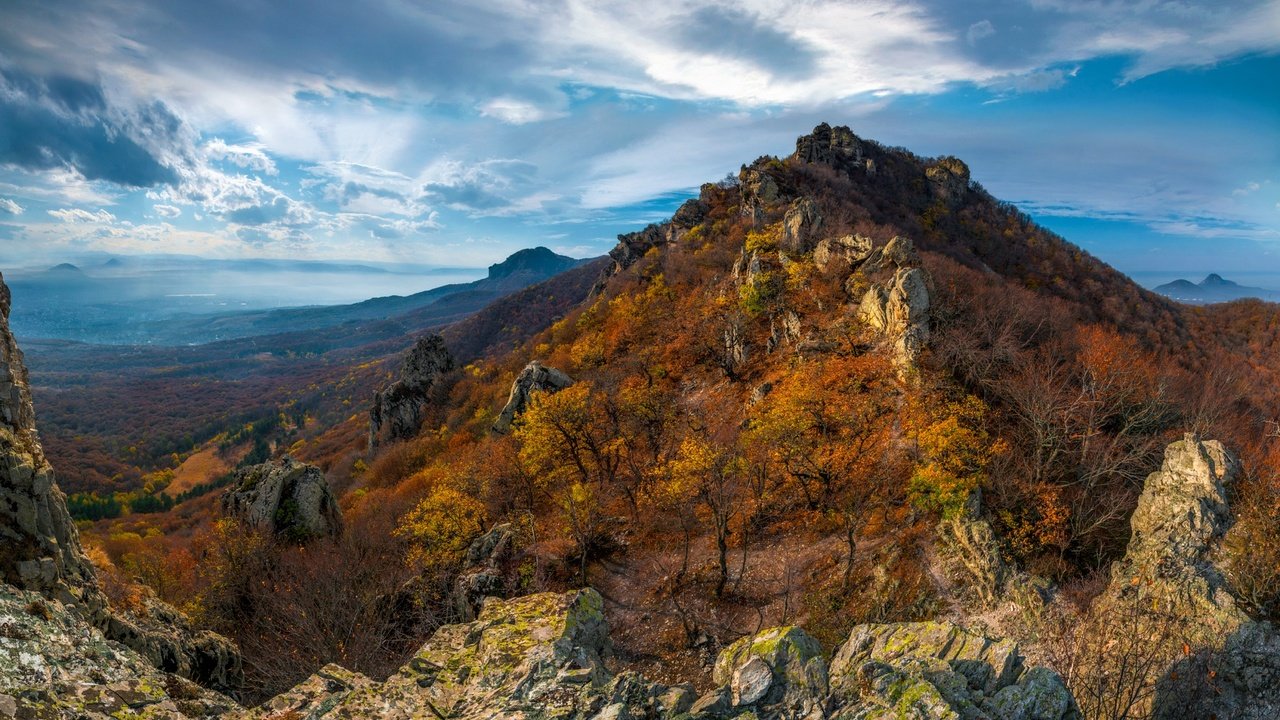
[369,333,454,450]
[451,523,515,620]
[927,157,971,205]
[0,273,97,601]
[236,590,623,719]
[1095,435,1280,720]
[814,234,873,271]
[829,622,1080,720]
[781,197,822,254]
[859,263,932,367]
[1105,434,1244,628]
[793,122,864,167]
[712,625,827,715]
[0,584,239,718]
[103,593,243,695]
[221,457,342,541]
[492,360,575,433]
[739,164,787,226]
[592,222,683,295]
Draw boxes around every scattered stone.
[492,360,575,433]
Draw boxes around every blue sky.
[0,0,1277,277]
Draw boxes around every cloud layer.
[0,0,1276,269]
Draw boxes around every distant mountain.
[1153,273,1280,304]
[46,263,84,275]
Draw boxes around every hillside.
[26,252,604,497]
[6,123,1280,719]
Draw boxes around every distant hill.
[46,263,84,275]
[136,246,591,344]
[1154,273,1280,304]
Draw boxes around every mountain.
[9,123,1280,718]
[1154,273,1280,304]
[47,262,84,275]
[7,246,591,345]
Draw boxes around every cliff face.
[0,271,101,606]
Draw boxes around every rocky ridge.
[243,588,1078,720]
[369,333,455,450]
[221,457,343,541]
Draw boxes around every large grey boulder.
[492,360,574,433]
[781,197,823,254]
[369,334,455,450]
[222,457,342,540]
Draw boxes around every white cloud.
[0,198,23,215]
[480,97,565,125]
[205,138,278,175]
[48,208,116,223]
[154,203,182,218]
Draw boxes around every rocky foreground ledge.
[2,583,1078,719]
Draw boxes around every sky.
[0,0,1277,277]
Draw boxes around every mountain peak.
[487,246,579,280]
[1201,273,1236,287]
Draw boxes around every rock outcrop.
[369,334,455,450]
[1095,434,1280,720]
[830,622,1080,720]
[221,457,342,540]
[780,197,822,254]
[814,234,873,272]
[0,584,241,718]
[451,523,515,621]
[857,237,931,367]
[236,588,1076,720]
[0,276,98,602]
[492,360,574,433]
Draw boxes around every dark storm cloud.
[0,67,179,187]
[669,6,819,79]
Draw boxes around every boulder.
[369,334,455,450]
[712,625,827,715]
[814,234,873,271]
[859,264,932,367]
[926,157,971,205]
[492,360,575,433]
[221,457,342,541]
